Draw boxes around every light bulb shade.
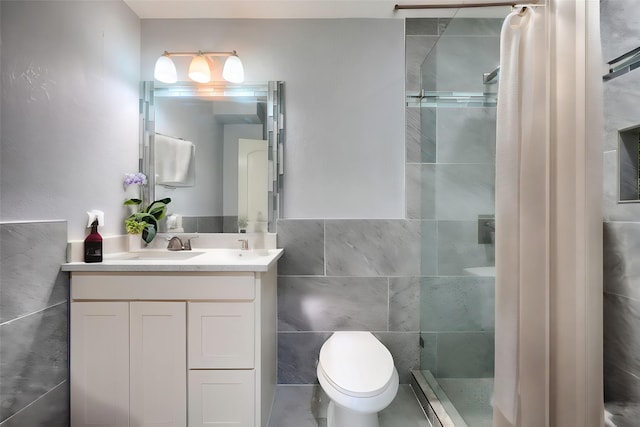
[154,55,177,83]
[222,55,244,83]
[188,55,211,83]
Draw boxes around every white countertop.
[62,248,284,273]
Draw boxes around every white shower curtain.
[493,1,604,426]
[494,6,547,426]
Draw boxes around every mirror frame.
[139,81,284,233]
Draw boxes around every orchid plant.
[123,173,171,243]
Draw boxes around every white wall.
[141,19,405,219]
[0,1,140,240]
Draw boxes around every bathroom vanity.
[62,248,282,427]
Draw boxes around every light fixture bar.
[161,50,237,58]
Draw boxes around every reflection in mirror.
[139,81,284,233]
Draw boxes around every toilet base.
[327,400,379,427]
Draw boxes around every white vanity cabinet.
[69,268,277,427]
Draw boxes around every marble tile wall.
[601,0,640,408]
[276,219,421,385]
[406,18,497,380]
[0,221,69,426]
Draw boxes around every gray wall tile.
[406,164,436,220]
[420,221,438,276]
[406,36,438,92]
[604,222,640,300]
[389,277,420,332]
[0,381,68,427]
[223,215,239,233]
[325,220,421,276]
[0,303,68,421]
[421,107,437,163]
[438,221,494,275]
[604,73,640,152]
[435,164,495,221]
[277,219,325,276]
[421,277,495,332]
[440,18,503,36]
[604,292,640,402]
[406,106,422,163]
[422,36,500,93]
[278,332,331,384]
[601,0,640,62]
[196,216,222,233]
[375,332,420,384]
[0,222,68,323]
[406,19,439,36]
[420,333,438,376]
[437,108,496,164]
[278,277,388,332]
[181,217,197,233]
[436,332,494,378]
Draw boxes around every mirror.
[139,81,284,233]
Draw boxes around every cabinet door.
[188,370,255,427]
[188,302,254,369]
[130,302,187,427]
[71,302,130,427]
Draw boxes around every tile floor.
[268,384,430,427]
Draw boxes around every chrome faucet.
[237,239,249,251]
[167,235,198,251]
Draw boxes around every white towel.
[155,133,195,187]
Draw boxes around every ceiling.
[123,0,511,19]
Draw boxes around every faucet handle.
[183,235,198,250]
[166,236,183,251]
[237,239,249,250]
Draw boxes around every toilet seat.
[318,331,394,398]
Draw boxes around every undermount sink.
[110,251,206,261]
[212,249,274,260]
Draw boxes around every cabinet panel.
[130,302,187,427]
[71,302,130,427]
[188,302,254,369]
[188,370,255,427]
[71,272,254,300]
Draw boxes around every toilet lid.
[318,331,394,398]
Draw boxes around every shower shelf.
[406,90,497,107]
[603,46,640,81]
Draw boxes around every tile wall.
[0,221,69,426]
[276,219,421,384]
[276,18,501,386]
[601,0,640,407]
[407,18,500,380]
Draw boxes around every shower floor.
[419,370,494,427]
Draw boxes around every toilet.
[316,331,399,427]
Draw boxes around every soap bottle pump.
[84,220,103,263]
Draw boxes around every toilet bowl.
[317,331,399,427]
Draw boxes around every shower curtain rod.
[394,1,538,10]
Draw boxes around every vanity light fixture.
[153,50,245,84]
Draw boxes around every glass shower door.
[412,14,507,427]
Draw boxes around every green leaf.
[124,198,142,206]
[142,224,156,243]
[145,198,172,221]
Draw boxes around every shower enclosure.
[406,12,508,427]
